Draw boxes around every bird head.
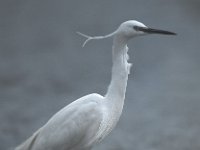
[116,20,176,39]
[77,20,176,47]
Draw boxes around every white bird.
[15,20,176,150]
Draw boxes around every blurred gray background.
[0,0,200,150]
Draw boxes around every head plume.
[77,31,116,47]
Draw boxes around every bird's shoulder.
[59,93,104,115]
[45,93,106,129]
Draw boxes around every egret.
[15,20,176,150]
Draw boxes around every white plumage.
[15,20,175,150]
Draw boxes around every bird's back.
[15,93,106,150]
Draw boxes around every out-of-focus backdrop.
[0,0,200,150]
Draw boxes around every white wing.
[16,93,105,150]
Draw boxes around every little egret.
[15,20,176,150]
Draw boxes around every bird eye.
[133,26,140,31]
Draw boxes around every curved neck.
[105,35,131,106]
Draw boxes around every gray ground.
[0,0,200,150]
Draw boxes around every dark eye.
[133,26,140,31]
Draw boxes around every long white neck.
[105,35,132,108]
[90,34,132,142]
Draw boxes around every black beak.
[135,26,176,35]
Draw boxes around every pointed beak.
[136,26,176,35]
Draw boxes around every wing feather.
[15,93,104,150]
